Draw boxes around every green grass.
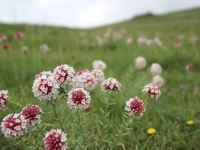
[0,8,200,149]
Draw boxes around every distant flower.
[20,104,42,126]
[53,64,75,87]
[0,35,7,42]
[32,72,59,101]
[1,113,27,137]
[185,63,193,71]
[0,90,9,111]
[153,37,163,48]
[134,56,147,69]
[67,88,91,110]
[21,46,29,53]
[40,44,50,53]
[44,129,68,150]
[186,120,194,125]
[14,32,24,40]
[101,77,121,93]
[92,60,107,71]
[174,39,182,48]
[175,116,181,121]
[147,128,156,134]
[126,37,133,45]
[92,69,105,84]
[73,71,97,91]
[152,75,164,88]
[125,97,145,117]
[146,39,154,46]
[2,43,11,50]
[143,84,161,100]
[137,36,146,45]
[150,63,163,76]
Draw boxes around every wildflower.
[2,43,11,50]
[92,60,107,71]
[44,129,68,150]
[32,72,59,101]
[153,37,163,48]
[20,104,42,126]
[137,36,146,45]
[1,113,27,137]
[0,35,7,42]
[143,84,161,100]
[125,97,145,117]
[35,71,52,79]
[21,46,29,53]
[40,44,49,53]
[175,39,182,48]
[152,75,164,88]
[53,64,75,87]
[126,37,133,45]
[14,32,24,40]
[67,88,91,110]
[0,90,9,111]
[73,71,97,91]
[147,128,156,134]
[101,77,121,93]
[186,120,194,125]
[134,56,147,69]
[92,69,105,84]
[185,63,193,71]
[150,63,163,76]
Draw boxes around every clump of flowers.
[150,63,163,76]
[152,75,164,88]
[92,69,105,84]
[67,88,91,110]
[101,77,121,93]
[73,71,97,90]
[20,104,43,126]
[1,113,27,137]
[32,72,59,101]
[53,64,75,87]
[185,63,193,71]
[14,31,24,40]
[134,56,147,69]
[0,90,9,111]
[92,60,107,71]
[43,129,68,150]
[143,84,161,99]
[125,97,145,117]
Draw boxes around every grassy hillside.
[0,8,200,149]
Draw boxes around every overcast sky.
[0,0,200,28]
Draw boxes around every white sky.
[0,0,200,28]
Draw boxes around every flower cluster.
[1,113,27,137]
[101,77,121,93]
[125,97,145,117]
[0,90,9,111]
[43,129,68,150]
[20,104,43,126]
[67,88,91,110]
[143,84,161,99]
[32,72,59,101]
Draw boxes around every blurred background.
[1,0,200,28]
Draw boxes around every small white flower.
[152,76,164,88]
[92,60,107,71]
[150,63,163,76]
[134,56,147,69]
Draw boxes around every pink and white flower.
[67,88,91,110]
[32,72,59,101]
[150,63,163,76]
[143,84,161,100]
[14,32,24,40]
[185,63,193,71]
[134,56,147,69]
[53,64,75,87]
[73,71,97,90]
[125,97,145,117]
[101,78,121,93]
[92,60,107,71]
[152,76,164,88]
[0,35,7,42]
[92,69,105,84]
[44,129,68,150]
[20,104,42,126]
[0,90,9,111]
[1,113,27,137]
[40,44,50,53]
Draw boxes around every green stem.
[77,111,86,149]
[50,102,64,131]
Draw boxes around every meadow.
[0,8,200,150]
